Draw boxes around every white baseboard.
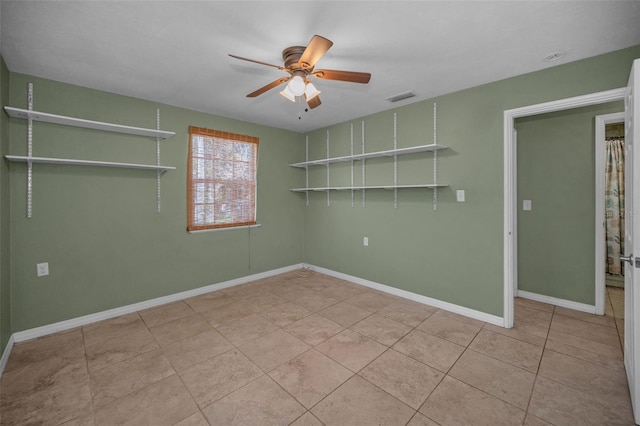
[306,264,504,327]
[517,289,597,314]
[0,334,15,377]
[11,263,304,344]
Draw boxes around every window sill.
[188,224,262,234]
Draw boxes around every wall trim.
[517,289,597,314]
[0,335,15,377]
[11,263,303,344]
[307,264,504,327]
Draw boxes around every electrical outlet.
[363,237,369,247]
[36,262,49,277]
[456,190,465,202]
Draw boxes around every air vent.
[386,91,416,103]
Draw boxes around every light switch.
[363,237,369,247]
[37,262,49,277]
[456,190,465,202]
[523,200,532,211]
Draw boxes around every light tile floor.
[0,271,635,425]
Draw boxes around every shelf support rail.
[350,123,354,208]
[433,102,438,211]
[156,109,161,213]
[326,130,330,206]
[393,112,398,209]
[27,83,33,218]
[362,120,366,208]
[305,136,309,206]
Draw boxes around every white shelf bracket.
[361,120,366,208]
[350,123,354,208]
[393,112,398,209]
[156,108,161,214]
[326,130,330,206]
[433,102,438,211]
[27,83,33,218]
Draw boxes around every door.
[624,57,640,425]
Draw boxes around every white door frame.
[503,88,626,328]
[595,112,626,315]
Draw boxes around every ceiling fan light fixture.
[280,84,297,102]
[304,82,321,101]
[288,75,306,96]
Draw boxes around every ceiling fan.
[229,35,371,109]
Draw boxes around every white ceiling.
[2,1,639,133]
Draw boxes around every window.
[187,126,258,231]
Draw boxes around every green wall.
[301,45,640,317]
[516,102,623,304]
[7,73,304,332]
[1,57,10,352]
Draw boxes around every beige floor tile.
[317,283,366,301]
[239,329,310,372]
[393,329,465,373]
[417,311,482,347]
[82,313,148,347]
[528,376,635,425]
[523,413,553,425]
[60,411,95,425]
[550,314,621,348]
[448,349,535,409]
[359,349,444,409]
[197,300,255,328]
[483,323,547,346]
[407,412,440,426]
[0,377,93,426]
[184,291,234,312]
[311,375,415,426]
[216,313,278,346]
[315,329,387,372]
[317,301,372,327]
[290,412,324,426]
[94,375,198,426]
[344,291,399,312]
[89,349,175,408]
[538,349,632,410]
[545,337,624,372]
[546,329,623,360]
[269,349,353,408]
[420,375,525,425]
[201,375,306,426]
[85,326,159,372]
[3,328,85,374]
[377,299,437,327]
[284,314,344,346]
[434,309,486,328]
[173,411,209,426]
[179,349,263,408]
[148,314,212,347]
[162,329,234,371]
[554,306,616,328]
[514,305,553,328]
[469,329,542,373]
[292,292,342,312]
[351,314,412,346]
[138,301,194,328]
[514,297,554,313]
[241,292,288,313]
[258,301,312,327]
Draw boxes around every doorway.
[503,87,626,328]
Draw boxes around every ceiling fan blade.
[247,77,290,97]
[298,35,333,69]
[229,54,287,71]
[313,69,371,84]
[307,95,321,109]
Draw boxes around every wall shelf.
[289,143,447,168]
[291,184,448,192]
[4,107,175,139]
[291,108,447,209]
[5,155,176,173]
[5,83,176,217]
